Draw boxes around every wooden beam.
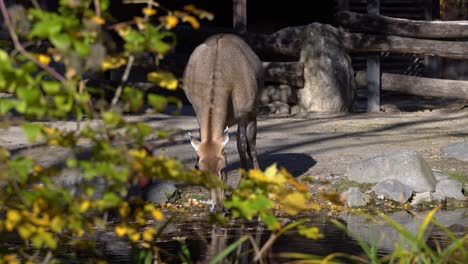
[337,11,468,39]
[355,71,468,100]
[233,0,247,32]
[384,73,468,99]
[343,32,468,60]
[262,62,304,87]
[367,0,381,113]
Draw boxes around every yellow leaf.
[91,15,105,25]
[142,227,156,241]
[119,202,130,218]
[182,15,200,29]
[79,200,91,213]
[32,165,43,173]
[101,56,127,71]
[115,24,131,37]
[129,232,141,242]
[164,15,179,29]
[36,54,51,65]
[140,242,151,248]
[6,210,21,230]
[115,224,128,237]
[2,254,20,264]
[18,223,36,239]
[147,71,179,90]
[142,7,157,16]
[30,214,50,226]
[151,208,164,221]
[75,228,85,237]
[298,226,324,240]
[128,149,147,159]
[134,16,146,30]
[50,216,65,233]
[281,192,307,215]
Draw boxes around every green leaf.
[51,33,72,50]
[99,0,110,11]
[103,192,121,207]
[54,95,73,112]
[297,226,324,240]
[261,213,280,230]
[42,81,61,95]
[147,94,167,112]
[21,123,43,143]
[29,20,62,38]
[17,87,41,103]
[208,236,248,264]
[74,40,90,57]
[10,157,34,183]
[103,111,121,126]
[123,86,144,111]
[0,99,17,114]
[136,122,152,137]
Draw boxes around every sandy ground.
[2,99,468,189]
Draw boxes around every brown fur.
[183,34,263,210]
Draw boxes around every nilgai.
[183,34,263,211]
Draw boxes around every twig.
[30,0,41,10]
[111,55,134,105]
[247,234,264,264]
[41,251,53,264]
[94,0,101,17]
[0,0,67,83]
[254,233,278,262]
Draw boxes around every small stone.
[145,181,180,204]
[410,192,432,206]
[340,187,368,207]
[272,101,290,115]
[442,142,468,162]
[372,179,413,203]
[290,105,301,115]
[433,172,450,181]
[431,179,465,201]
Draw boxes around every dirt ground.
[1,95,468,190]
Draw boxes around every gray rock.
[145,181,180,204]
[372,179,413,202]
[298,23,355,112]
[410,192,432,206]
[348,150,437,192]
[259,84,297,105]
[273,101,291,115]
[290,105,301,115]
[340,187,369,207]
[341,211,430,252]
[433,172,450,181]
[441,142,468,162]
[259,101,291,115]
[433,208,467,227]
[464,182,468,195]
[431,179,465,201]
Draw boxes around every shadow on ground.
[226,153,316,177]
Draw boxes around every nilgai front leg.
[183,34,263,211]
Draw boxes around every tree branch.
[0,0,67,83]
[111,55,135,105]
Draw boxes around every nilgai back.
[183,34,263,210]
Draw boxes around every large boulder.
[298,23,355,112]
[348,150,437,192]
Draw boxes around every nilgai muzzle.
[183,34,264,211]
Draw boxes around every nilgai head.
[188,127,229,181]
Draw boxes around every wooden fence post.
[367,0,381,112]
[233,0,247,32]
[424,0,441,78]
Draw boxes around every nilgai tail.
[183,34,264,211]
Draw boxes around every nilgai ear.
[188,132,200,151]
[222,127,229,147]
